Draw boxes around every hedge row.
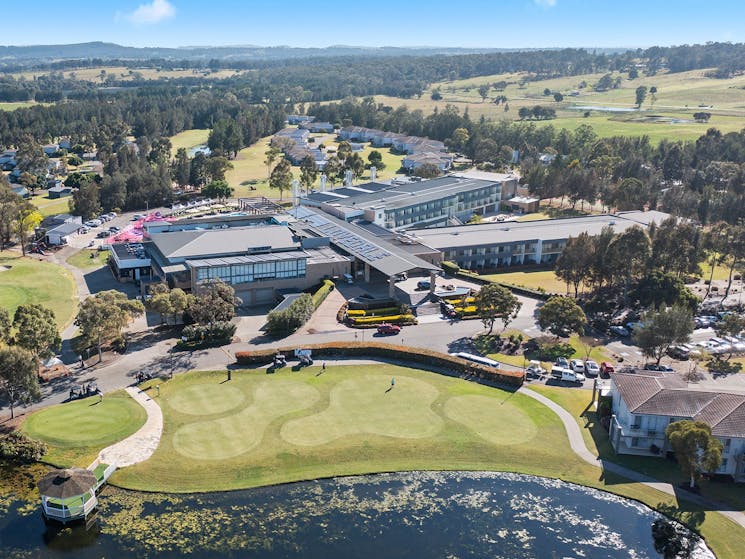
[234,342,524,388]
[311,280,335,310]
[350,313,414,324]
[346,306,400,317]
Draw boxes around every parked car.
[526,360,546,379]
[416,280,431,290]
[108,226,121,233]
[599,362,615,378]
[554,357,570,368]
[84,220,98,228]
[643,363,674,372]
[723,336,745,352]
[609,325,630,337]
[584,360,600,377]
[96,230,111,238]
[79,225,90,233]
[377,324,401,335]
[570,359,586,373]
[98,214,110,222]
[132,214,145,221]
[551,366,586,384]
[89,219,102,227]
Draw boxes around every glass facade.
[195,258,307,285]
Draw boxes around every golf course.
[20,363,745,558]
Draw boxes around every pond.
[569,105,640,113]
[1,471,713,558]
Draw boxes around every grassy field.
[225,132,406,199]
[482,332,612,368]
[65,248,109,270]
[31,363,745,557]
[355,68,745,143]
[21,390,147,467]
[114,365,586,493]
[480,269,568,294]
[29,194,71,217]
[0,101,40,111]
[0,251,77,330]
[169,129,210,156]
[12,66,241,82]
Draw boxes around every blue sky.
[3,0,744,48]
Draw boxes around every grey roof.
[412,211,671,249]
[304,175,508,212]
[38,468,97,499]
[613,372,745,438]
[47,222,82,235]
[292,206,439,276]
[150,226,298,260]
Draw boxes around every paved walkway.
[98,387,163,468]
[520,387,745,530]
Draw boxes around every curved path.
[98,387,163,468]
[521,386,745,530]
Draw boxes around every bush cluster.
[266,294,314,337]
[235,342,525,388]
[311,280,335,309]
[181,320,236,345]
[0,433,47,463]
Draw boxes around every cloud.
[125,0,176,25]
[534,0,557,7]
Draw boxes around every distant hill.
[0,41,627,66]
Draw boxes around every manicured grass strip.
[65,249,109,270]
[21,390,147,467]
[0,251,77,330]
[169,128,210,155]
[112,366,576,493]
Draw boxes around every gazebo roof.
[37,468,97,499]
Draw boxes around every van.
[343,273,354,284]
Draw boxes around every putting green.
[280,374,443,446]
[444,395,538,445]
[172,379,320,460]
[168,384,246,416]
[21,390,147,466]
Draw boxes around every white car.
[584,360,600,377]
[526,361,546,379]
[570,359,586,373]
[609,325,630,337]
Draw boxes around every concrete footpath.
[98,387,163,468]
[521,387,745,530]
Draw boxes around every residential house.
[303,121,335,133]
[287,115,315,125]
[42,144,59,156]
[11,185,29,198]
[48,185,73,199]
[608,370,745,481]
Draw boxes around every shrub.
[181,320,236,346]
[235,342,524,388]
[441,261,460,276]
[0,433,47,463]
[311,280,335,309]
[535,339,576,360]
[266,293,315,337]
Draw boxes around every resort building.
[608,370,745,481]
[300,174,517,230]
[410,210,670,271]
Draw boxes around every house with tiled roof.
[609,370,745,480]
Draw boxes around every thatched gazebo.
[37,468,98,523]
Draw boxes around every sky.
[2,0,744,49]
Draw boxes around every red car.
[377,324,401,335]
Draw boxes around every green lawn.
[29,363,745,558]
[66,248,109,270]
[115,365,587,493]
[480,269,568,294]
[169,128,210,156]
[21,390,147,467]
[0,251,77,330]
[30,194,71,217]
[0,101,40,111]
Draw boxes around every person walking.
[322,362,327,372]
[391,377,395,388]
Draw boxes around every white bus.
[449,352,501,369]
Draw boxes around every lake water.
[569,105,640,113]
[1,471,713,558]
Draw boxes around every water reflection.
[1,471,714,558]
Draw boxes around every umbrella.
[37,468,97,499]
